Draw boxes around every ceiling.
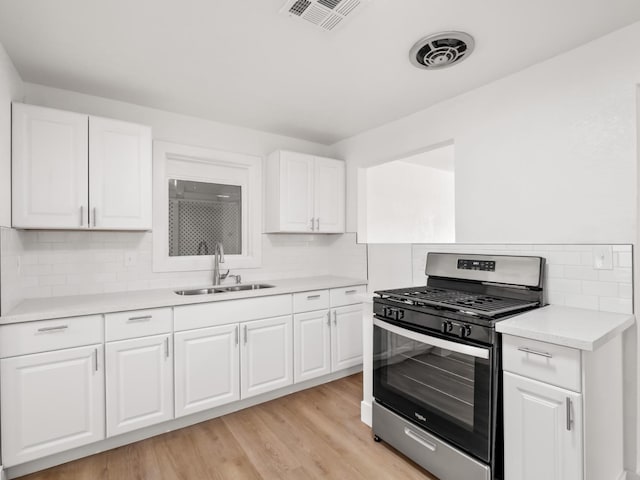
[1,0,640,145]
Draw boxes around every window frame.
[153,141,262,272]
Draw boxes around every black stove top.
[375,286,540,318]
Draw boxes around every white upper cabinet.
[12,103,89,229]
[89,116,152,230]
[264,150,345,233]
[12,103,152,230]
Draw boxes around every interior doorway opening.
[364,143,455,243]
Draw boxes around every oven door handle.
[374,318,490,360]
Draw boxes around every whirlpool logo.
[414,412,427,422]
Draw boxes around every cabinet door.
[279,152,314,232]
[241,315,293,399]
[12,103,89,229]
[331,304,363,371]
[0,345,104,466]
[503,372,583,480]
[314,157,345,233]
[106,334,173,437]
[174,324,240,418]
[294,310,331,383]
[89,116,152,230]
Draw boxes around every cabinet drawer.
[330,285,366,307]
[293,290,329,313]
[502,335,581,392]
[174,295,292,331]
[105,308,172,342]
[0,315,104,358]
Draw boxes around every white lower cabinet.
[502,333,624,480]
[106,334,174,437]
[294,303,363,383]
[503,372,583,480]
[331,304,364,371]
[174,324,240,418]
[0,345,105,466]
[294,310,332,383]
[241,315,293,399]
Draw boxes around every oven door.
[373,318,493,462]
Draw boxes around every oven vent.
[280,0,369,31]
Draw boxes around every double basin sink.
[175,283,274,296]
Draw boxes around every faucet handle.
[228,274,242,284]
[219,269,230,280]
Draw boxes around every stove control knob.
[458,325,472,338]
[441,321,454,334]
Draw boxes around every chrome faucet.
[213,242,228,285]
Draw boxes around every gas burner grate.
[377,286,539,317]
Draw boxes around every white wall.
[0,42,24,227]
[23,83,335,160]
[366,161,454,243]
[339,22,640,476]
[334,22,640,245]
[0,85,367,313]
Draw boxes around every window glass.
[168,179,242,256]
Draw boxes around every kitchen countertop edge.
[496,304,635,351]
[0,275,368,325]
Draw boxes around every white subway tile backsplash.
[582,280,619,297]
[618,252,633,268]
[411,243,633,315]
[619,283,633,299]
[0,229,367,312]
[564,294,599,310]
[562,265,598,281]
[599,297,633,314]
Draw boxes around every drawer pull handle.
[345,289,358,294]
[327,311,331,326]
[307,294,321,300]
[94,348,99,372]
[566,397,573,431]
[127,315,152,323]
[517,347,552,358]
[37,325,68,333]
[165,337,170,358]
[235,325,239,346]
[404,428,436,452]
[244,325,248,345]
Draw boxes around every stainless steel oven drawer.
[372,401,490,480]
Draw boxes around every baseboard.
[0,465,6,480]
[5,366,362,479]
[361,400,372,426]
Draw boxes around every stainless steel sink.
[174,287,218,296]
[175,284,274,296]
[214,283,274,292]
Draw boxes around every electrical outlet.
[593,246,613,270]
[124,251,138,267]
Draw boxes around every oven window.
[387,335,476,428]
[373,321,492,461]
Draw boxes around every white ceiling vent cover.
[410,32,475,70]
[281,0,369,31]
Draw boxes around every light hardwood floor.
[18,374,437,480]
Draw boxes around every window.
[168,180,242,256]
[153,141,262,272]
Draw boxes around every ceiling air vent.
[409,32,475,70]
[281,0,368,31]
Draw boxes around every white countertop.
[496,304,635,351]
[0,275,368,325]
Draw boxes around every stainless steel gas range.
[372,252,545,480]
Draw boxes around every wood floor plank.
[17,374,437,480]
